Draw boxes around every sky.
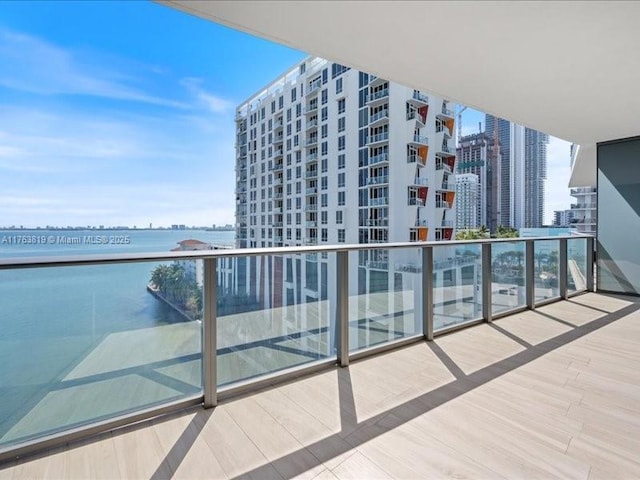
[0,1,572,228]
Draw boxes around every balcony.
[364,218,388,227]
[367,175,389,185]
[3,236,630,480]
[305,136,318,147]
[306,118,318,130]
[412,176,429,186]
[407,109,426,126]
[367,131,389,146]
[436,200,451,208]
[408,197,426,207]
[407,153,426,166]
[409,134,428,146]
[304,104,318,115]
[369,152,389,165]
[369,109,389,126]
[436,161,453,173]
[305,187,317,195]
[438,105,455,119]
[270,163,283,172]
[307,152,318,163]
[304,169,318,179]
[369,196,389,206]
[304,204,317,211]
[367,87,389,105]
[415,218,428,226]
[410,90,429,105]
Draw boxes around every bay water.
[0,229,234,445]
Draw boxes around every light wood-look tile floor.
[2,292,640,479]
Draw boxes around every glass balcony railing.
[0,235,594,460]
[369,152,389,165]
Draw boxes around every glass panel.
[349,248,421,352]
[0,261,202,449]
[491,241,526,314]
[534,240,560,302]
[433,244,483,331]
[568,238,588,294]
[217,254,333,386]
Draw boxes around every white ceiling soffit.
[161,0,640,148]
[569,144,597,187]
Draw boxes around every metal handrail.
[0,235,593,269]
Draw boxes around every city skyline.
[1,2,573,229]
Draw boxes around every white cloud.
[0,29,188,108]
[180,77,234,113]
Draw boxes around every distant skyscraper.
[553,209,574,227]
[455,132,499,230]
[455,173,479,229]
[485,115,548,229]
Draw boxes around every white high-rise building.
[455,173,480,229]
[233,57,456,308]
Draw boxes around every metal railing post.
[336,250,349,367]
[203,258,217,408]
[422,246,434,340]
[482,243,492,322]
[526,240,535,310]
[586,236,595,291]
[559,238,568,299]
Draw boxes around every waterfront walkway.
[2,292,639,479]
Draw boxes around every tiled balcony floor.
[2,292,639,479]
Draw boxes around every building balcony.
[364,218,389,227]
[365,260,389,270]
[369,196,389,206]
[304,169,318,179]
[307,153,318,163]
[270,163,283,172]
[368,175,389,185]
[273,119,283,130]
[409,134,429,146]
[438,105,455,119]
[369,152,389,165]
[369,109,389,126]
[367,87,389,105]
[440,182,454,190]
[273,176,283,186]
[307,80,322,95]
[1,236,618,480]
[304,104,318,115]
[305,187,317,195]
[305,137,318,147]
[306,118,318,130]
[407,109,426,127]
[304,204,317,211]
[436,200,451,209]
[367,132,389,146]
[303,237,317,245]
[415,219,428,227]
[435,161,453,173]
[305,221,317,227]
[408,197,426,207]
[441,220,454,227]
[407,153,426,166]
[411,177,429,186]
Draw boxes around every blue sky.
[0,1,571,228]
